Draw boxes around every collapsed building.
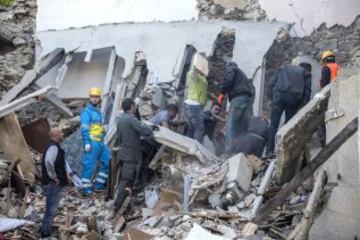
[0,0,359,239]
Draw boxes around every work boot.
[94,181,106,191]
[265,150,275,159]
[82,187,94,197]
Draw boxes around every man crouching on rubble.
[114,98,153,212]
[40,128,69,238]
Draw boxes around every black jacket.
[41,141,68,186]
[116,112,152,163]
[268,64,311,103]
[248,116,268,140]
[220,62,253,102]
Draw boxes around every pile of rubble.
[197,0,266,21]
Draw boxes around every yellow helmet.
[89,87,101,97]
[321,50,335,61]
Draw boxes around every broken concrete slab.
[275,84,331,185]
[149,124,219,165]
[0,114,35,183]
[225,153,253,198]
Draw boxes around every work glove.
[72,175,83,188]
[217,94,224,105]
[84,144,91,152]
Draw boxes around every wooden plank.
[287,170,326,240]
[0,48,64,105]
[0,114,35,183]
[253,117,358,223]
[0,85,52,118]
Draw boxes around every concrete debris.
[0,218,34,233]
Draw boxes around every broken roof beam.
[0,48,65,105]
[149,124,219,165]
[275,84,331,185]
[101,47,117,115]
[0,85,53,118]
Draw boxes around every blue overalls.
[80,103,110,194]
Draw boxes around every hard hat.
[321,50,335,61]
[89,87,101,97]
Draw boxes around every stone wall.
[263,16,360,114]
[0,0,37,98]
[197,0,266,21]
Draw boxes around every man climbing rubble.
[218,61,253,155]
[184,53,208,143]
[235,115,269,158]
[114,98,153,212]
[80,87,110,196]
[318,50,340,147]
[149,103,179,128]
[266,63,312,158]
[40,128,79,238]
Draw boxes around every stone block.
[226,153,253,193]
[193,52,209,77]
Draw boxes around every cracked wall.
[0,0,36,98]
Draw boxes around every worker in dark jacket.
[318,51,340,147]
[266,63,312,158]
[218,61,253,155]
[235,116,269,158]
[40,128,69,238]
[114,98,153,211]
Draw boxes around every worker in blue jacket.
[80,87,110,196]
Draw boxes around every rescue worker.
[266,63,312,158]
[149,103,178,128]
[40,128,69,238]
[184,53,208,142]
[80,87,110,196]
[114,98,153,211]
[218,61,253,155]
[235,116,269,158]
[320,50,339,88]
[203,102,221,141]
[318,50,340,146]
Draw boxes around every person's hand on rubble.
[72,175,83,188]
[84,143,91,152]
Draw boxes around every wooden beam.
[0,48,64,105]
[253,117,358,223]
[0,114,35,183]
[0,85,52,118]
[287,170,326,240]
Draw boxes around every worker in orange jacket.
[318,50,340,147]
[320,50,340,88]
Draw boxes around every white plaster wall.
[37,0,198,31]
[259,0,360,36]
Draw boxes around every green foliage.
[0,0,14,7]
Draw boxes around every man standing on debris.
[40,128,69,238]
[114,98,153,211]
[184,53,208,142]
[203,102,222,140]
[218,61,253,155]
[266,63,312,158]
[80,87,110,196]
[149,103,178,128]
